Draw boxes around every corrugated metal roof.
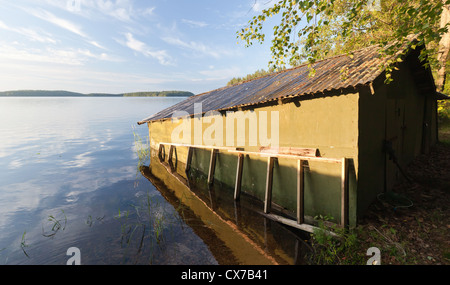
[137,43,409,124]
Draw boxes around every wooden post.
[185,147,193,173]
[208,149,217,185]
[234,153,244,201]
[264,156,275,214]
[297,159,305,224]
[341,158,349,228]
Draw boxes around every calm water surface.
[0,97,309,265]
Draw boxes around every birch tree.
[238,0,450,90]
[436,1,450,92]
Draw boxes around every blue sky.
[0,0,279,95]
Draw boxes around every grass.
[307,216,365,265]
[132,125,150,168]
[308,215,432,265]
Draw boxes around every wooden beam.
[261,212,338,237]
[234,153,244,201]
[159,142,239,151]
[260,146,319,157]
[341,158,349,228]
[228,149,341,163]
[264,156,275,214]
[297,159,305,224]
[208,149,217,185]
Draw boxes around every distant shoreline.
[0,90,195,97]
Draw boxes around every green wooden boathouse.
[138,41,441,231]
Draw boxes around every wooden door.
[385,99,405,191]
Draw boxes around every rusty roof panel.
[138,44,390,124]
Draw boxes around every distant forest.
[0,90,194,97]
[226,68,280,86]
[123,91,194,97]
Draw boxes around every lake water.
[0,97,310,265]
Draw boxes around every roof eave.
[137,82,375,125]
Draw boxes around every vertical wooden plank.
[207,149,217,185]
[341,158,349,228]
[185,147,193,173]
[264,156,275,214]
[297,159,305,224]
[234,154,244,201]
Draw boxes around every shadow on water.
[140,158,314,265]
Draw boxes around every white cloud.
[198,66,241,81]
[83,0,134,22]
[124,32,174,66]
[251,0,270,12]
[0,43,120,66]
[0,44,83,65]
[162,36,236,59]
[17,28,58,44]
[89,40,106,50]
[27,8,88,38]
[107,7,132,22]
[124,32,146,52]
[141,7,156,16]
[45,0,136,22]
[181,19,208,28]
[0,20,58,44]
[22,7,108,50]
[76,48,122,62]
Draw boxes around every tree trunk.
[436,2,450,92]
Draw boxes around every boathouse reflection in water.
[140,155,313,265]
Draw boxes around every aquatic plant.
[20,231,30,258]
[113,190,186,263]
[0,247,6,264]
[132,125,150,167]
[85,215,105,227]
[42,210,67,238]
[86,215,93,227]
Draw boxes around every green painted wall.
[148,92,359,226]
